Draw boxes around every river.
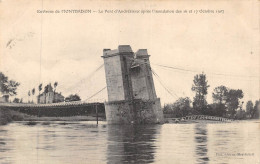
[0,120,259,164]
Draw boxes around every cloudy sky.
[0,0,259,106]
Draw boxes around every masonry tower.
[102,45,164,124]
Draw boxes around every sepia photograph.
[0,0,259,163]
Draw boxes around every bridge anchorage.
[102,45,164,124]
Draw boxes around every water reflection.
[107,125,161,163]
[0,130,7,153]
[0,121,259,164]
[194,124,209,164]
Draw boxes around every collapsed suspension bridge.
[1,45,258,123]
[1,62,257,103]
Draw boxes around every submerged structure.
[102,45,164,124]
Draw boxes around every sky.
[0,0,259,107]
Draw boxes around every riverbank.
[0,108,105,125]
[0,108,26,125]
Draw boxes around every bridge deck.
[172,115,234,122]
[0,101,102,108]
[0,101,105,117]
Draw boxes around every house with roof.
[37,84,64,104]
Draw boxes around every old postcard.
[0,0,259,163]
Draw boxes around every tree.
[38,83,42,103]
[163,97,191,117]
[54,82,58,93]
[226,89,243,118]
[44,85,48,93]
[174,97,192,117]
[13,98,20,103]
[44,83,53,93]
[7,80,20,96]
[0,72,8,93]
[32,88,35,103]
[252,100,260,119]
[246,100,254,118]
[212,85,228,104]
[211,86,244,118]
[211,86,229,117]
[0,72,20,96]
[191,73,210,114]
[65,94,81,102]
[236,108,246,120]
[28,90,31,103]
[38,83,42,94]
[207,103,226,117]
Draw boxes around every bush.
[0,108,24,125]
[163,97,192,118]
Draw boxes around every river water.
[0,120,259,164]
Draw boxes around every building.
[37,84,64,104]
[0,94,9,103]
[102,45,164,124]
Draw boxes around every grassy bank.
[0,108,27,125]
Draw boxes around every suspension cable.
[65,64,104,92]
[151,69,178,99]
[84,86,107,101]
[152,63,259,78]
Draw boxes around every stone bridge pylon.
[102,45,164,124]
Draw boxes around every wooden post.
[96,103,98,125]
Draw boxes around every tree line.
[163,73,260,119]
[26,82,58,103]
[0,72,81,103]
[28,82,81,103]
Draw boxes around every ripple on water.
[0,121,259,164]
